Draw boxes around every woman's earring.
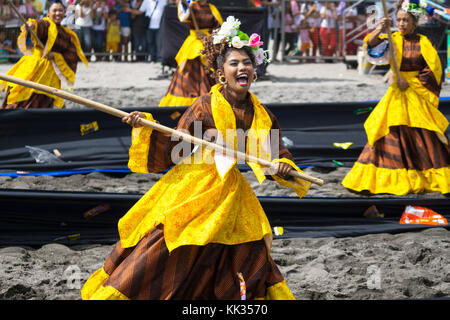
[218,75,227,85]
[253,73,258,82]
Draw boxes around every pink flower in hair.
[249,33,263,48]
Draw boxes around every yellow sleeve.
[128,113,155,174]
[271,158,312,198]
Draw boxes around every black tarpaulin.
[0,100,449,172]
[0,189,448,246]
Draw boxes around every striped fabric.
[163,57,214,101]
[37,20,79,73]
[357,126,449,171]
[400,33,440,97]
[0,87,53,109]
[148,93,294,173]
[102,224,285,300]
[0,20,78,109]
[187,2,221,30]
[161,2,220,103]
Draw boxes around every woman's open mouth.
[236,74,249,87]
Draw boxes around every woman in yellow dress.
[342,0,449,195]
[0,1,88,109]
[81,17,311,300]
[159,0,222,107]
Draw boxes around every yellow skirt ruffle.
[81,267,295,300]
[159,93,197,107]
[342,162,450,195]
[0,52,64,108]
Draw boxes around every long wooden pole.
[380,0,401,79]
[0,73,324,186]
[187,0,199,31]
[7,0,44,49]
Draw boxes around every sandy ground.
[0,59,449,300]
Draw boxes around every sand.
[0,60,449,300]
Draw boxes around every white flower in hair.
[213,32,225,44]
[419,0,427,8]
[221,16,240,36]
[231,36,244,49]
[401,0,410,12]
[254,48,266,65]
[213,16,240,44]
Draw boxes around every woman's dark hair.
[202,34,256,83]
[49,0,66,10]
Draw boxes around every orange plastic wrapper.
[83,204,111,219]
[399,205,448,225]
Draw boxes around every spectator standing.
[30,0,44,18]
[106,0,115,9]
[0,1,8,32]
[261,0,280,60]
[129,0,166,62]
[319,1,338,61]
[336,1,359,56]
[115,0,132,61]
[273,0,298,59]
[22,0,37,19]
[143,0,166,62]
[61,0,77,29]
[129,0,148,61]
[92,0,108,60]
[75,0,94,53]
[0,29,15,63]
[4,0,22,49]
[289,0,301,54]
[301,1,322,59]
[298,18,312,59]
[105,8,120,60]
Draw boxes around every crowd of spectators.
[0,0,176,62]
[0,0,390,64]
[253,1,381,62]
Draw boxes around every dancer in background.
[342,0,449,195]
[159,0,222,106]
[82,17,311,300]
[0,0,88,109]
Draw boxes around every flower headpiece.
[401,0,435,17]
[212,16,270,65]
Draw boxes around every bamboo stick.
[7,0,44,49]
[0,73,324,186]
[380,0,401,79]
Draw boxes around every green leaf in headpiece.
[237,30,249,41]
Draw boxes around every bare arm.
[367,17,392,48]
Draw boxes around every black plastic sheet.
[0,100,449,172]
[0,189,448,246]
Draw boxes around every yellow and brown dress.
[342,32,449,195]
[159,1,222,107]
[0,17,88,109]
[81,84,312,300]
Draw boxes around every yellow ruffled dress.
[81,84,311,300]
[159,2,222,107]
[342,32,449,195]
[0,18,88,108]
